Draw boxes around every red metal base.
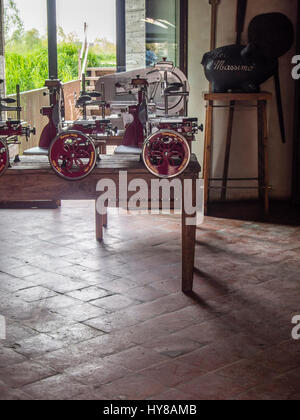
[49,130,96,180]
[0,139,9,177]
[143,130,191,178]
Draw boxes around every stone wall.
[126,0,146,71]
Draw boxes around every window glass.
[146,0,179,66]
[4,0,47,93]
[125,0,179,71]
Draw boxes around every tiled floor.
[0,201,299,400]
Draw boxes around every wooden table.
[0,154,201,292]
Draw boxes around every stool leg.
[262,100,270,215]
[203,100,213,215]
[258,100,269,215]
[257,101,265,203]
[221,100,235,201]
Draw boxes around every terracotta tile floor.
[0,201,300,400]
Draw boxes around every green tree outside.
[4,0,116,94]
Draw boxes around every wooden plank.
[204,92,272,101]
[85,77,99,81]
[86,67,117,72]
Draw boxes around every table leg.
[182,177,197,293]
[95,202,104,242]
[103,212,108,228]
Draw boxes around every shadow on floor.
[207,200,300,226]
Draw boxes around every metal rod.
[164,70,168,116]
[82,73,86,93]
[183,81,188,116]
[81,73,87,120]
[47,0,58,79]
[79,23,88,79]
[101,82,106,119]
[165,92,189,98]
[81,42,90,76]
[16,84,21,121]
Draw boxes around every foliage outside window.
[4,0,116,94]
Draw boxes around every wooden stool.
[203,92,272,216]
